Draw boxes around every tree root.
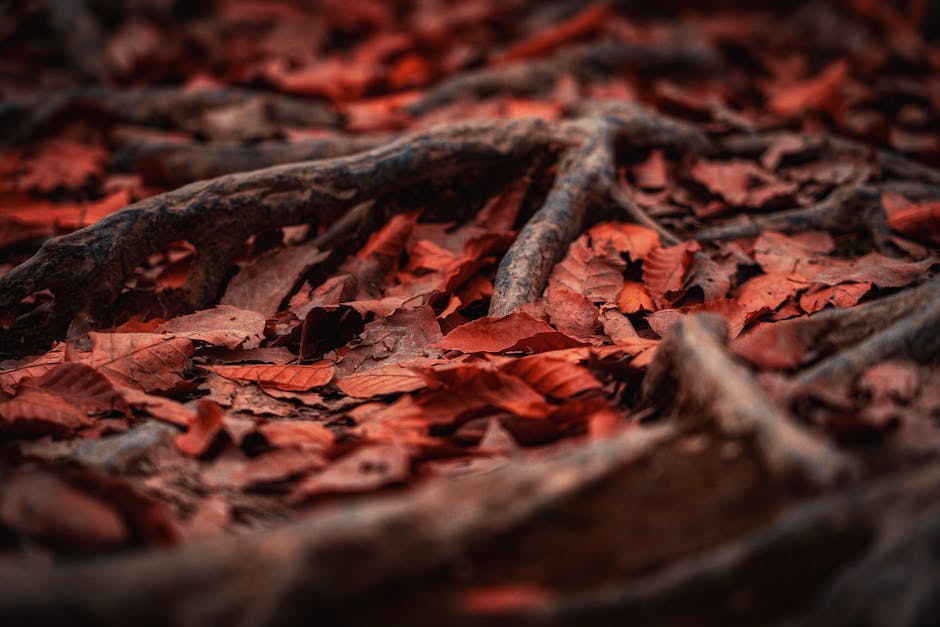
[694,184,887,246]
[527,460,940,627]
[0,425,675,627]
[404,40,721,117]
[642,314,853,486]
[112,136,388,187]
[0,103,711,350]
[794,278,940,388]
[720,131,940,187]
[0,86,340,144]
[732,276,940,386]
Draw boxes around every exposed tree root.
[643,314,852,486]
[404,40,721,117]
[733,276,940,382]
[794,279,940,388]
[0,86,340,144]
[0,103,711,351]
[112,136,388,187]
[0,425,675,627]
[694,184,887,246]
[720,131,940,187]
[527,460,940,627]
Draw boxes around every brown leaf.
[70,333,194,392]
[753,231,835,281]
[257,420,334,452]
[547,234,625,303]
[599,306,638,342]
[812,254,935,289]
[690,159,796,208]
[221,241,329,316]
[206,362,335,392]
[768,59,849,116]
[202,447,325,490]
[116,386,195,427]
[543,285,600,338]
[642,240,700,303]
[501,355,602,399]
[342,212,418,294]
[417,367,549,426]
[799,282,871,313]
[587,222,659,262]
[435,312,583,354]
[335,362,438,398]
[616,281,655,313]
[0,389,96,436]
[0,472,127,550]
[337,304,443,375]
[291,444,412,499]
[156,305,266,349]
[884,195,940,243]
[175,400,225,457]
[632,149,669,190]
[736,273,804,314]
[0,345,65,394]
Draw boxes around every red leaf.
[495,3,612,63]
[799,282,871,313]
[435,312,583,354]
[70,333,195,392]
[690,160,796,208]
[175,400,225,457]
[417,367,549,426]
[221,242,330,316]
[632,149,668,190]
[156,305,266,349]
[0,472,127,550]
[291,444,411,499]
[616,281,655,313]
[884,196,940,244]
[13,140,108,192]
[547,234,626,303]
[335,362,438,398]
[257,420,334,452]
[587,222,660,262]
[501,355,602,399]
[462,584,552,615]
[768,59,849,116]
[642,240,700,302]
[736,273,804,314]
[543,285,600,338]
[206,362,335,391]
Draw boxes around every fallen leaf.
[206,362,335,391]
[156,305,266,349]
[291,444,412,499]
[335,362,437,397]
[501,355,602,399]
[642,240,700,302]
[70,333,194,392]
[257,420,334,452]
[547,234,626,303]
[768,59,849,116]
[435,312,583,354]
[0,472,127,550]
[221,242,329,316]
[799,282,871,313]
[175,400,225,456]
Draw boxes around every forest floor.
[1,1,940,626]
